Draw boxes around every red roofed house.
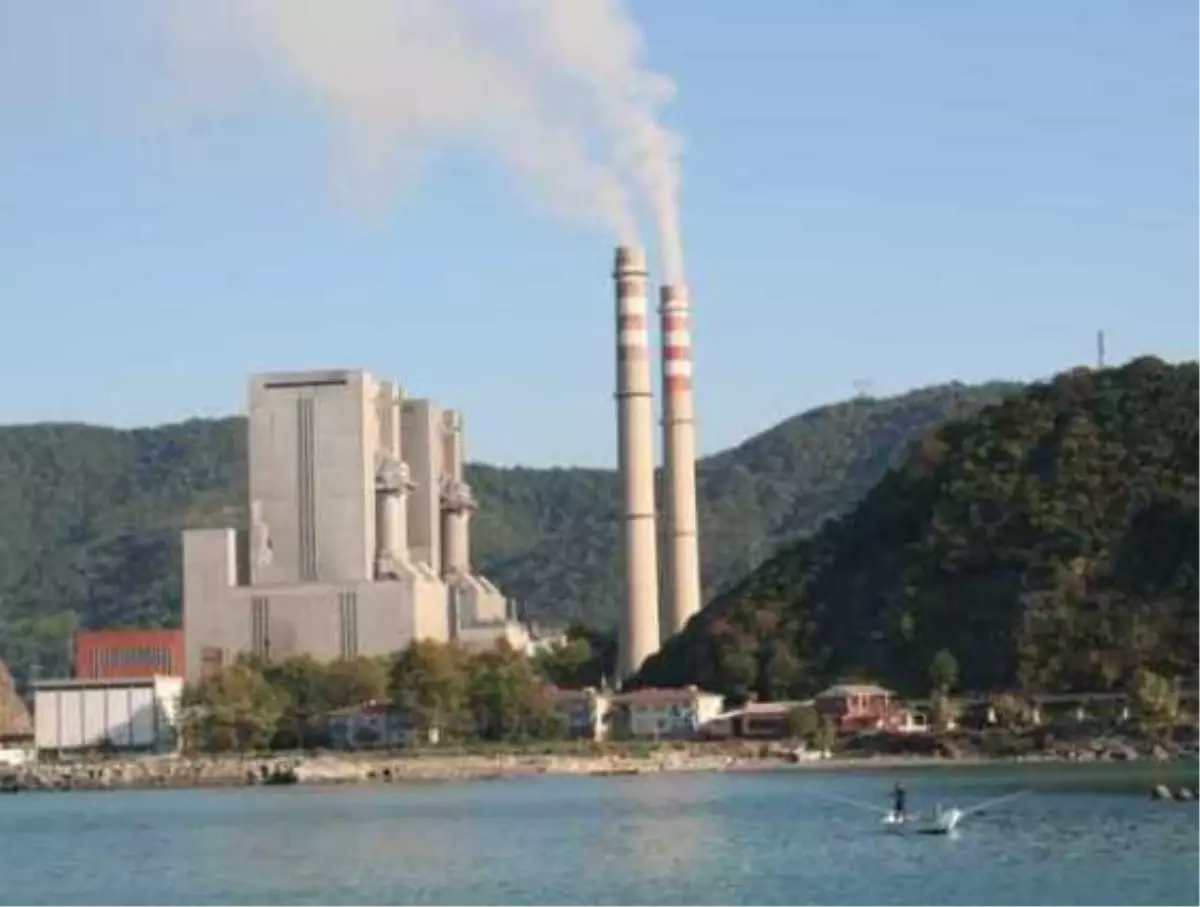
[815,683,908,732]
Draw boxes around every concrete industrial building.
[182,369,524,682]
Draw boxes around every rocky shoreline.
[2,750,743,793]
[2,736,1195,795]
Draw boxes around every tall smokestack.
[614,246,661,681]
[659,282,702,637]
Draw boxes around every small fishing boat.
[822,789,1025,835]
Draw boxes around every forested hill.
[634,358,1199,699]
[0,380,1013,683]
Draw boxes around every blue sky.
[0,1,1195,466]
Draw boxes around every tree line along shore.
[6,632,1195,796]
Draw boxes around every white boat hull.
[881,808,962,835]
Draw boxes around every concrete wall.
[203,576,450,667]
[247,370,377,587]
[182,528,238,684]
[402,398,442,573]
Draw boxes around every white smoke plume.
[162,0,684,278]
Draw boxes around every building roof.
[703,699,813,724]
[33,675,179,691]
[327,699,393,718]
[75,627,183,641]
[545,686,607,703]
[613,686,723,705]
[816,683,894,698]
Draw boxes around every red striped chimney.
[614,246,661,680]
[659,282,701,637]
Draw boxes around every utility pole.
[1096,330,1106,369]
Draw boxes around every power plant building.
[182,369,525,682]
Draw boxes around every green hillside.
[0,381,1013,684]
[634,358,1199,698]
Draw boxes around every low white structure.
[613,686,725,739]
[33,676,184,754]
[0,742,33,768]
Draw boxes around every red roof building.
[75,629,185,680]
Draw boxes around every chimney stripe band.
[664,361,693,377]
[619,329,649,346]
[663,330,691,346]
[619,296,648,315]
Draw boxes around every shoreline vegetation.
[5,734,1196,795]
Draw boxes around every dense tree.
[181,660,284,753]
[636,359,1199,701]
[467,642,562,740]
[784,703,820,740]
[533,636,595,688]
[388,640,471,737]
[0,383,1015,685]
[180,642,567,752]
[323,656,390,709]
[928,649,959,695]
[1130,668,1179,729]
[260,655,329,749]
[929,693,959,733]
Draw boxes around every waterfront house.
[611,686,725,739]
[546,686,611,741]
[325,700,439,749]
[699,700,809,740]
[814,683,898,732]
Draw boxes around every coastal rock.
[1151,784,1172,800]
[1174,787,1194,801]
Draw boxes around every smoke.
[161,0,684,277]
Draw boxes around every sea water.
[0,762,1195,905]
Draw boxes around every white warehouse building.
[33,676,184,754]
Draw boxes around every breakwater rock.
[0,750,747,793]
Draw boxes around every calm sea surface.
[0,762,1196,905]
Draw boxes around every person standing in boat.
[892,782,907,821]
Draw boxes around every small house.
[325,700,438,749]
[814,683,896,732]
[546,687,611,741]
[611,686,724,739]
